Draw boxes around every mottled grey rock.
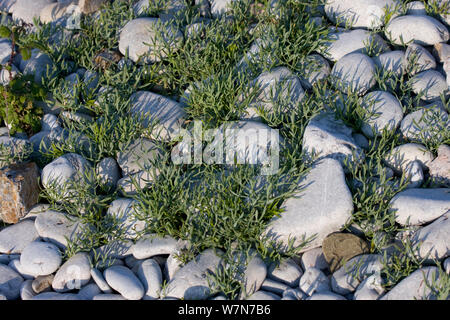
[302,112,363,165]
[103,265,144,300]
[35,210,85,250]
[129,91,186,142]
[20,241,62,277]
[32,274,54,294]
[325,0,399,29]
[386,15,449,46]
[0,220,39,254]
[132,234,178,259]
[299,267,330,296]
[165,249,222,300]
[264,158,353,252]
[411,212,450,261]
[381,267,440,300]
[331,254,383,295]
[267,259,303,287]
[0,263,24,299]
[331,53,376,95]
[136,259,162,299]
[52,252,91,292]
[411,70,448,101]
[323,29,389,62]
[118,18,183,64]
[360,91,404,138]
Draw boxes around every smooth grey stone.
[429,144,450,187]
[299,267,330,296]
[11,0,54,24]
[331,53,376,95]
[264,158,354,252]
[324,0,399,29]
[232,250,267,298]
[35,210,85,250]
[267,259,303,287]
[400,103,449,142]
[91,240,133,261]
[129,91,186,142]
[386,15,449,46]
[20,241,62,277]
[106,198,146,239]
[0,38,13,66]
[116,138,164,176]
[300,247,329,271]
[32,292,81,300]
[210,0,236,17]
[260,278,291,295]
[78,283,101,300]
[41,114,60,132]
[384,143,434,173]
[0,0,17,13]
[132,234,178,259]
[353,133,370,150]
[136,259,162,299]
[444,257,450,274]
[96,157,120,191]
[165,249,222,300]
[103,265,144,300]
[381,267,440,300]
[298,54,330,89]
[247,66,305,117]
[373,50,405,76]
[20,279,35,300]
[0,263,24,299]
[302,112,363,165]
[8,259,34,280]
[282,288,307,300]
[246,290,281,300]
[0,220,39,254]
[41,153,92,201]
[390,185,447,227]
[353,273,385,300]
[52,252,91,292]
[406,1,426,15]
[360,91,404,138]
[92,293,126,300]
[410,211,450,261]
[403,43,437,75]
[90,268,112,293]
[19,48,53,84]
[404,160,424,189]
[411,70,448,101]
[307,291,347,300]
[118,18,183,64]
[323,29,389,62]
[331,254,383,295]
